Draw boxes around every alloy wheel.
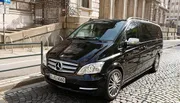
[108,71,121,97]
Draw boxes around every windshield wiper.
[83,37,104,42]
[69,37,104,42]
[70,37,86,40]
[83,37,96,39]
[70,37,95,40]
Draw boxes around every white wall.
[0,1,33,30]
[69,0,99,18]
[0,11,33,30]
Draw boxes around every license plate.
[49,74,66,83]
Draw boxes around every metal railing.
[0,42,43,73]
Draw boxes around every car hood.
[47,39,111,64]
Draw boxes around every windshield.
[69,21,126,41]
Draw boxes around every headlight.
[77,62,104,75]
[43,53,47,66]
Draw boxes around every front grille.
[47,58,78,73]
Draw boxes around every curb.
[163,44,180,49]
[0,73,44,92]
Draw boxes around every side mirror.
[126,38,140,46]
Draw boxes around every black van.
[41,17,163,100]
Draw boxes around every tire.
[104,69,122,101]
[150,54,160,73]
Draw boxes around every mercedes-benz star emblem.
[56,62,62,70]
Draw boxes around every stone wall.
[0,23,62,45]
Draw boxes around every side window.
[139,23,152,42]
[150,25,159,39]
[142,24,162,40]
[125,22,139,40]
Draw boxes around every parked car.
[41,17,163,100]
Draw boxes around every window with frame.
[125,22,139,40]
[139,23,153,42]
[82,0,89,8]
[147,24,162,39]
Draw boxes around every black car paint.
[41,19,163,96]
[47,39,112,66]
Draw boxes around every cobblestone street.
[1,42,180,103]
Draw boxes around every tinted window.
[150,25,158,39]
[125,22,139,40]
[139,23,153,42]
[147,24,160,39]
[69,21,126,41]
[140,23,162,41]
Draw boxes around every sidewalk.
[0,47,51,80]
[163,39,180,49]
[0,46,50,58]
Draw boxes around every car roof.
[87,19,126,23]
[88,18,160,28]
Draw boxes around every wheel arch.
[107,62,124,79]
[114,66,124,78]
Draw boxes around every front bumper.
[41,64,106,95]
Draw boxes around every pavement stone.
[1,41,180,103]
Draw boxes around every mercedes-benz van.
[41,17,163,100]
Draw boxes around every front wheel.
[104,69,122,100]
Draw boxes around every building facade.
[0,0,169,31]
[0,0,170,36]
[99,0,168,25]
[159,0,169,26]
[166,0,180,27]
[0,0,99,33]
[59,0,100,36]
